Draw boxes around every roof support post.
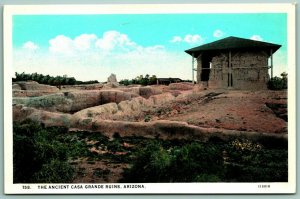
[192,53,195,84]
[197,54,202,84]
[229,50,232,87]
[270,49,273,79]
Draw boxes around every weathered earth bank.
[12,81,287,144]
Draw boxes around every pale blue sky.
[13,13,287,81]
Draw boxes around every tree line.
[14,72,99,87]
[119,74,157,86]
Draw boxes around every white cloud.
[95,31,137,51]
[48,31,143,56]
[213,29,224,38]
[22,41,39,50]
[49,34,98,55]
[184,34,203,44]
[74,34,97,51]
[49,35,75,55]
[170,36,182,43]
[170,34,204,44]
[250,35,263,41]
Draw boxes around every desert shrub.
[223,139,288,182]
[121,140,224,182]
[121,138,288,183]
[13,120,75,183]
[32,159,75,183]
[144,115,151,122]
[107,139,124,153]
[167,142,224,182]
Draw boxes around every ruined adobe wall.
[231,51,269,90]
[208,54,228,89]
[209,51,269,90]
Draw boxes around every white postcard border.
[3,3,296,194]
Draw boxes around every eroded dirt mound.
[169,82,194,90]
[13,104,72,127]
[12,81,288,142]
[13,81,59,97]
[70,119,287,145]
[61,83,104,90]
[13,90,137,113]
[71,93,176,123]
[15,81,59,92]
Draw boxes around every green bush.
[32,159,75,183]
[13,120,75,183]
[121,139,288,183]
[121,140,224,182]
[268,72,287,90]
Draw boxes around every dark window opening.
[201,56,212,81]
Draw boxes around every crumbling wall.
[231,51,269,90]
[208,51,269,90]
[209,54,228,88]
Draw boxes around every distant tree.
[281,72,288,88]
[15,72,20,81]
[36,74,44,83]
[48,77,55,85]
[67,77,76,85]
[140,77,149,86]
[131,79,137,84]
[13,72,81,86]
[136,75,143,82]
[149,75,157,85]
[120,79,130,86]
[31,73,38,81]
[268,72,288,90]
[119,74,158,86]
[54,76,64,89]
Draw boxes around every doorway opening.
[201,55,212,82]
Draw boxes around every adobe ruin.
[185,36,281,90]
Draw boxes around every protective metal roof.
[185,36,281,58]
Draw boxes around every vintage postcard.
[3,3,296,194]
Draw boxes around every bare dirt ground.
[152,89,287,134]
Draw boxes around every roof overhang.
[185,36,281,58]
